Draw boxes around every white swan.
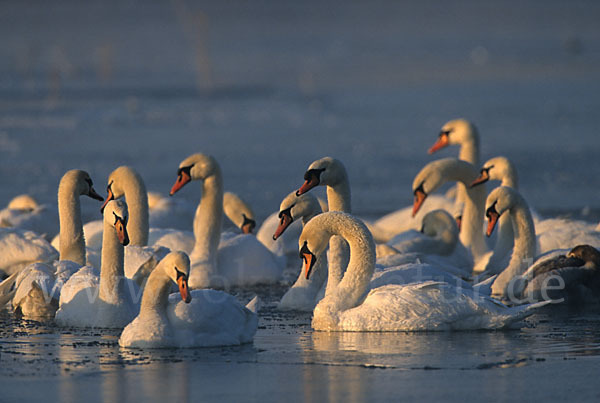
[55,200,139,328]
[0,229,58,278]
[5,170,106,318]
[275,191,328,311]
[119,251,258,348]
[299,211,547,331]
[169,153,282,288]
[428,118,481,222]
[379,209,473,272]
[295,156,350,295]
[0,194,59,241]
[412,157,490,272]
[484,186,537,298]
[147,191,196,232]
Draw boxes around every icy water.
[2,0,600,401]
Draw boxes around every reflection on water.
[1,306,600,400]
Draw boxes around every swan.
[119,251,258,348]
[169,153,282,288]
[484,186,537,299]
[0,229,58,279]
[3,170,106,317]
[295,156,350,295]
[147,191,195,232]
[428,118,481,224]
[378,209,473,272]
[299,211,547,331]
[412,157,490,272]
[0,194,59,241]
[222,191,256,234]
[274,191,328,311]
[55,200,139,328]
[510,245,600,305]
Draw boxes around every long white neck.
[190,169,224,269]
[486,214,515,273]
[99,220,125,305]
[491,200,536,297]
[123,177,149,246]
[58,181,85,265]
[442,161,488,261]
[313,214,375,326]
[139,267,171,316]
[500,164,519,189]
[458,135,480,166]
[324,176,351,295]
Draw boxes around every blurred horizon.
[1,0,599,221]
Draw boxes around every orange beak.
[412,189,427,217]
[100,188,115,213]
[114,217,130,246]
[241,222,253,234]
[296,178,318,196]
[428,134,449,154]
[302,252,316,280]
[486,210,500,237]
[170,171,191,196]
[470,171,489,188]
[273,213,293,240]
[177,275,192,303]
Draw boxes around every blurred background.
[1,0,599,222]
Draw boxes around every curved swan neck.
[437,160,487,260]
[191,169,224,263]
[318,214,375,312]
[58,177,85,266]
[122,174,149,246]
[140,267,171,315]
[492,196,536,295]
[99,218,126,305]
[501,166,519,189]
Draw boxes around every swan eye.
[175,267,187,280]
[413,182,426,196]
[303,168,325,181]
[485,201,499,219]
[299,240,311,260]
[177,165,192,177]
[85,178,93,188]
[440,129,452,137]
[278,206,293,221]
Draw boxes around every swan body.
[366,194,455,243]
[55,200,139,328]
[0,195,59,241]
[300,211,547,332]
[147,191,196,232]
[0,229,58,277]
[511,245,600,304]
[169,153,282,288]
[119,251,258,348]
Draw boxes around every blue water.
[1,0,600,401]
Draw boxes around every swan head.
[471,156,515,188]
[411,158,453,217]
[273,191,321,240]
[223,191,256,234]
[298,215,334,280]
[170,153,219,195]
[100,166,146,213]
[567,245,600,270]
[484,186,521,237]
[7,194,39,211]
[420,209,458,238]
[60,169,104,202]
[103,199,130,246]
[428,118,478,154]
[296,157,347,196]
[162,251,192,303]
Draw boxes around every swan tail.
[472,275,497,296]
[0,289,15,307]
[0,271,20,297]
[246,295,260,314]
